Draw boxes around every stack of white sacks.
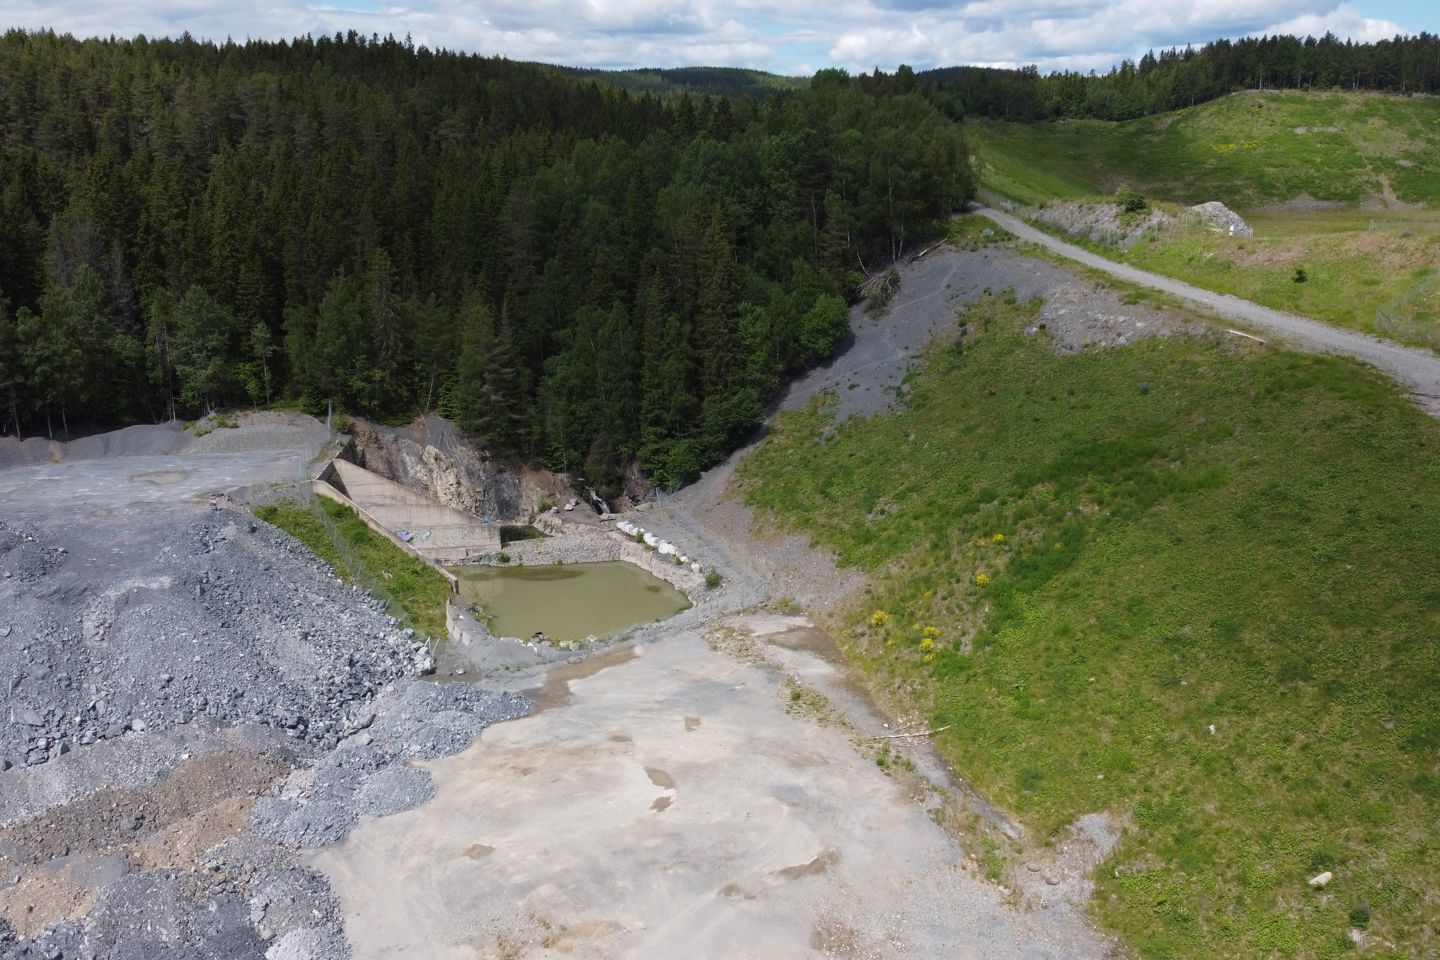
[614,519,702,573]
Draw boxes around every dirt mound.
[0,508,426,773]
[0,436,58,470]
[186,411,329,455]
[0,412,329,470]
[1031,200,1171,250]
[1189,201,1253,237]
[62,422,189,461]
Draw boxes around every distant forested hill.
[0,31,971,486]
[552,65,807,98]
[921,32,1440,121]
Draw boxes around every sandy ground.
[314,625,1112,960]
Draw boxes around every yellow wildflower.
[975,571,990,586]
[870,610,891,627]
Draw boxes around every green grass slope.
[969,90,1440,208]
[739,294,1440,959]
[255,498,452,638]
[967,91,1440,349]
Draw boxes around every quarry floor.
[0,235,1255,958]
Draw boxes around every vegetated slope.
[1118,209,1440,349]
[968,90,1440,208]
[967,91,1440,350]
[0,32,971,487]
[551,65,807,98]
[739,294,1440,959]
[254,497,453,638]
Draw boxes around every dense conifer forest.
[921,32,1440,121]
[0,30,972,486]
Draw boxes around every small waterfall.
[588,487,611,515]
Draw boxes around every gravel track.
[974,204,1440,414]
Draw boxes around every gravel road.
[973,204,1440,414]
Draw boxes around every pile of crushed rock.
[1030,200,1171,250]
[1188,201,1253,237]
[0,505,530,959]
[1,509,436,772]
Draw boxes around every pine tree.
[143,287,178,422]
[695,206,757,457]
[0,291,21,436]
[366,248,405,412]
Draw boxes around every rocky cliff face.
[346,416,574,524]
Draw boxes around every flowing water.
[448,561,690,641]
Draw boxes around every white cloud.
[1259,3,1406,42]
[0,0,1423,74]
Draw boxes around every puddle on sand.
[526,644,638,715]
[464,844,495,860]
[448,561,690,642]
[774,850,839,880]
[644,767,675,790]
[134,470,186,485]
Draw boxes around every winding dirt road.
[972,205,1440,414]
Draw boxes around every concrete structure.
[313,459,501,567]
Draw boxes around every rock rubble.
[0,505,530,960]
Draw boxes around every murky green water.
[448,561,690,641]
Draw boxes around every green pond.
[448,561,691,641]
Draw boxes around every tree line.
[918,32,1440,122]
[0,30,973,487]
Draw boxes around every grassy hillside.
[968,91,1440,349]
[255,498,451,637]
[1122,210,1439,348]
[739,294,1440,958]
[968,90,1440,208]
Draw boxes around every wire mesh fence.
[1367,217,1440,235]
[1375,275,1440,349]
[291,426,436,650]
[978,190,1223,251]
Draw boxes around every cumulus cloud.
[1260,3,1407,42]
[0,0,1424,74]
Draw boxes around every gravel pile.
[1031,200,1172,250]
[0,509,438,773]
[0,679,529,960]
[0,503,531,960]
[1189,200,1254,237]
[252,681,530,848]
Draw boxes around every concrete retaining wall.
[319,459,501,564]
[497,519,705,596]
[312,461,461,594]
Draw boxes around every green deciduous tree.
[170,285,238,413]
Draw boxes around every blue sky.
[4,0,1434,75]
